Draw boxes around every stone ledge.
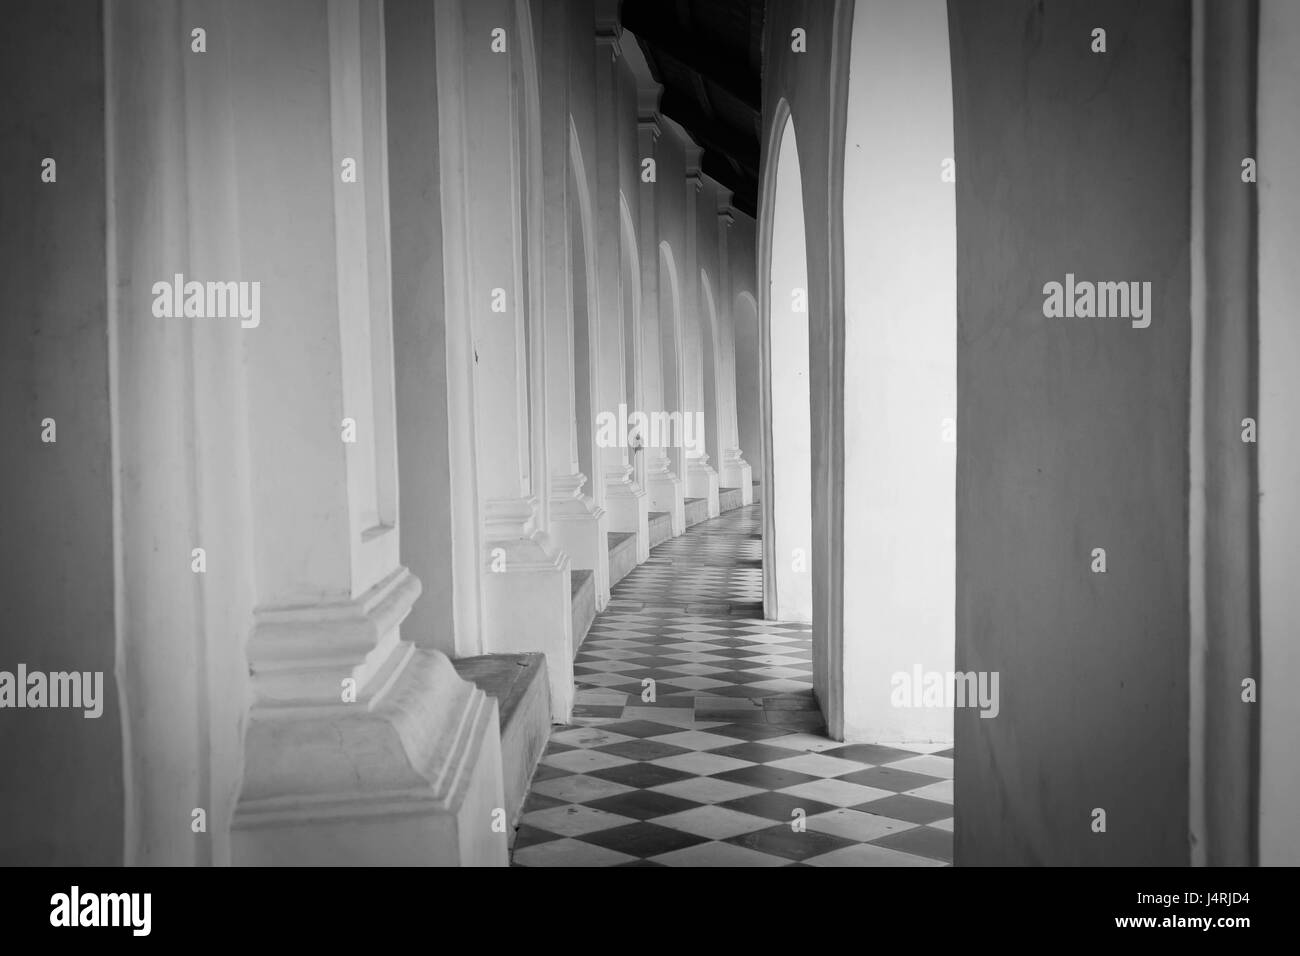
[607,531,639,586]
[684,496,709,527]
[570,569,597,651]
[648,510,673,548]
[452,652,550,831]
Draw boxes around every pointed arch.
[760,102,814,630]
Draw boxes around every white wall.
[839,0,956,742]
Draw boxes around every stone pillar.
[1258,0,1300,867]
[105,0,507,866]
[594,12,650,556]
[437,0,573,720]
[657,176,690,536]
[636,97,686,531]
[538,1,610,610]
[5,0,122,867]
[714,191,754,503]
[105,0,238,868]
[386,0,464,658]
[1191,0,1258,866]
[950,0,1190,863]
[683,145,721,515]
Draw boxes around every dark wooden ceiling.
[622,0,764,216]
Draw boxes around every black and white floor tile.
[512,504,954,867]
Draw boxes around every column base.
[233,643,508,866]
[604,464,650,562]
[481,496,574,722]
[686,455,721,518]
[719,449,753,506]
[549,472,610,610]
[644,453,685,535]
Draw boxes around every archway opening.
[838,0,955,749]
[658,242,686,491]
[700,271,723,491]
[733,291,761,483]
[764,113,813,625]
[620,198,643,489]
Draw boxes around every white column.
[438,0,574,721]
[387,0,465,657]
[106,0,507,866]
[636,100,686,531]
[593,18,650,558]
[683,145,721,515]
[235,0,505,865]
[657,196,690,536]
[714,194,754,503]
[105,0,240,867]
[540,1,610,610]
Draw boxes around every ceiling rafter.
[623,0,763,217]
[622,5,761,114]
[659,91,759,176]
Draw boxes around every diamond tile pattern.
[511,505,953,867]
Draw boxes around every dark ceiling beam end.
[700,153,756,218]
[659,92,759,176]
[621,7,761,113]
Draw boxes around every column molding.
[440,0,574,721]
[714,187,753,504]
[105,0,508,866]
[682,144,720,515]
[540,0,610,609]
[593,15,649,557]
[637,99,687,533]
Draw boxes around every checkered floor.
[512,504,954,866]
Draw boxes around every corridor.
[512,505,954,866]
[4,0,1296,872]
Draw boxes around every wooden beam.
[623,4,761,113]
[659,90,759,177]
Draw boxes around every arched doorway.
[762,110,813,627]
[659,241,688,526]
[733,291,761,483]
[620,196,644,493]
[700,269,723,508]
[839,0,956,745]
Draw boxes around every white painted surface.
[839,0,956,742]
[767,114,814,623]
